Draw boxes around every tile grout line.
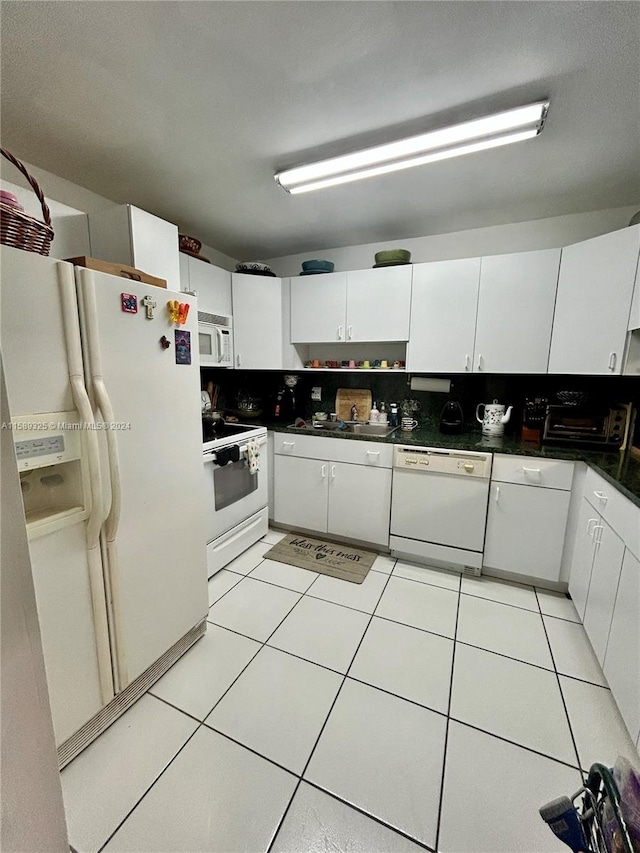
[206,610,609,690]
[265,570,395,853]
[96,721,205,853]
[96,566,580,851]
[434,582,462,853]
[449,718,583,773]
[535,588,584,776]
[302,779,437,853]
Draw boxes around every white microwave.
[198,312,233,368]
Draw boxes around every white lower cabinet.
[568,498,602,620]
[603,549,640,744]
[483,455,573,583]
[483,482,571,582]
[567,476,640,745]
[582,520,625,664]
[273,435,392,547]
[327,462,392,547]
[273,455,328,533]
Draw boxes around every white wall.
[0,160,238,270]
[264,206,640,276]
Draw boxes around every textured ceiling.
[1,1,639,259]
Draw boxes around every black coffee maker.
[439,399,464,434]
[274,374,299,422]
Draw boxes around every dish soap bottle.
[389,403,399,427]
[369,401,380,423]
[379,401,388,424]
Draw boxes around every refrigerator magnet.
[174,329,191,365]
[121,293,138,314]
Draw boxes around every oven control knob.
[463,462,474,472]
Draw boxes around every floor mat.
[264,533,377,584]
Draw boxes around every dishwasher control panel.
[393,446,492,478]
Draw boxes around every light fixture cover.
[275,101,549,194]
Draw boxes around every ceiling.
[1,2,639,260]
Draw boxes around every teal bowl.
[301,259,334,272]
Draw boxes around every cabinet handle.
[236,353,241,367]
[593,490,608,504]
[587,518,598,536]
[330,464,336,479]
[337,325,343,341]
[522,466,542,481]
[366,450,380,457]
[321,464,327,478]
[348,325,353,340]
[282,441,295,452]
[608,352,617,371]
[593,524,604,546]
[477,353,483,371]
[495,485,500,503]
[465,354,470,371]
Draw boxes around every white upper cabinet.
[88,204,180,291]
[406,258,481,373]
[345,266,412,341]
[232,274,303,371]
[406,250,559,374]
[474,249,561,373]
[290,272,347,343]
[290,266,411,343]
[548,225,640,374]
[180,254,232,316]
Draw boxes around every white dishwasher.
[390,445,492,575]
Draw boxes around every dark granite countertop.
[257,420,640,507]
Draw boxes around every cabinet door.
[346,267,412,342]
[189,258,232,316]
[328,462,392,547]
[128,206,181,292]
[603,549,640,742]
[583,520,625,664]
[568,498,599,620]
[290,273,347,342]
[629,252,640,330]
[273,455,328,533]
[548,225,640,374]
[474,249,560,373]
[483,482,570,582]
[232,274,282,369]
[406,259,480,373]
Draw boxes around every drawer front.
[585,467,640,558]
[272,432,334,460]
[272,433,392,467]
[325,439,393,468]
[491,454,574,490]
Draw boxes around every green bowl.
[374,248,411,264]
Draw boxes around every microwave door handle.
[216,327,225,363]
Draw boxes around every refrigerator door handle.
[80,269,127,688]
[58,263,115,703]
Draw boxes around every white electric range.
[202,422,268,577]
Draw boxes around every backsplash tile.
[201,367,640,439]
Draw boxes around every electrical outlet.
[311,387,322,401]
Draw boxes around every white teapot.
[476,399,513,436]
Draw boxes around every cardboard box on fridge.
[66,256,167,288]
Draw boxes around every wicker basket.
[0,148,54,256]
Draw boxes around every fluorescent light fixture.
[275,101,549,194]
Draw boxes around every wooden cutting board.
[335,388,372,423]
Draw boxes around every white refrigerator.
[1,245,208,765]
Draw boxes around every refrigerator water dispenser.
[12,412,90,537]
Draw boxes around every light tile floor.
[61,531,640,852]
